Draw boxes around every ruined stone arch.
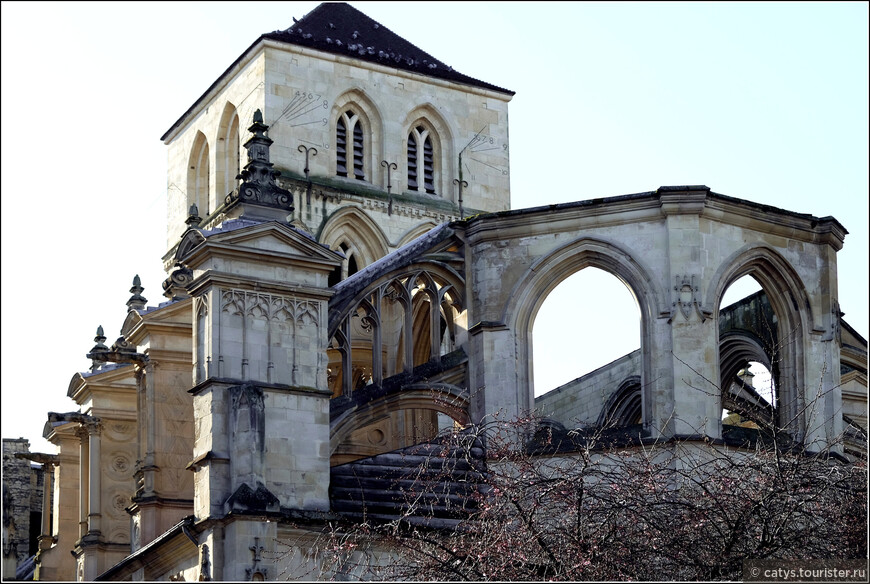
[215,102,240,203]
[505,237,664,421]
[597,375,642,427]
[330,382,470,457]
[187,131,210,216]
[319,206,390,279]
[331,89,383,184]
[719,333,776,424]
[403,105,454,198]
[706,244,815,439]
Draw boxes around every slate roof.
[162,2,513,141]
[264,2,513,95]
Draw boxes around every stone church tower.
[6,3,863,581]
[23,3,517,581]
[150,6,514,577]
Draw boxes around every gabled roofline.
[160,4,514,144]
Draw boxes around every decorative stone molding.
[669,274,709,323]
[163,263,194,301]
[220,289,319,326]
[244,537,268,581]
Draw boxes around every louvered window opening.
[408,133,419,190]
[336,117,348,176]
[422,134,434,194]
[337,111,365,180]
[352,123,365,180]
[408,126,435,194]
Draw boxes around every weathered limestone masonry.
[175,109,343,581]
[2,438,37,573]
[38,418,79,581]
[465,187,847,450]
[160,5,512,257]
[120,298,195,550]
[65,365,138,580]
[5,4,863,582]
[536,350,642,426]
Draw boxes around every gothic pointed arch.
[187,131,210,216]
[215,102,240,202]
[719,333,776,425]
[505,237,665,421]
[330,382,470,458]
[403,105,454,199]
[397,221,439,248]
[597,376,643,427]
[706,243,816,440]
[332,89,383,184]
[319,206,390,280]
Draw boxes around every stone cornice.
[124,298,192,338]
[126,321,193,347]
[186,269,334,301]
[140,348,193,366]
[68,366,137,400]
[703,193,847,250]
[181,238,341,279]
[463,188,847,250]
[464,192,662,243]
[187,377,332,398]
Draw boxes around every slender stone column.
[39,465,53,547]
[76,428,89,539]
[142,361,158,496]
[85,421,102,535]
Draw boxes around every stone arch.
[215,102,240,203]
[187,131,210,216]
[332,89,384,184]
[505,237,665,422]
[719,333,776,424]
[327,261,465,398]
[597,375,642,427]
[706,243,815,439]
[403,105,455,198]
[330,382,470,456]
[396,221,439,248]
[319,206,390,277]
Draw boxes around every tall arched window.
[187,132,210,216]
[216,104,240,202]
[408,125,436,194]
[337,110,365,180]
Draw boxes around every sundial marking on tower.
[461,126,509,181]
[277,91,330,128]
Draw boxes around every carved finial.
[186,203,202,228]
[127,275,148,312]
[224,110,293,215]
[89,325,109,372]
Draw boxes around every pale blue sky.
[2,1,867,451]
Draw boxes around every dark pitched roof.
[161,2,513,141]
[266,2,513,95]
